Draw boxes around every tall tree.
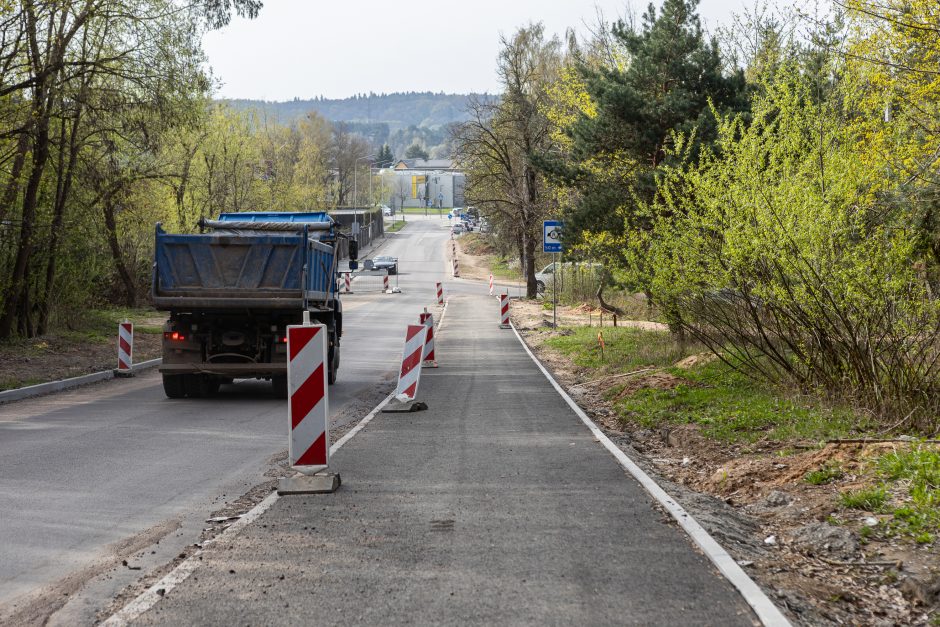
[455,24,561,298]
[539,0,748,298]
[404,142,429,160]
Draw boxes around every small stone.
[900,575,940,606]
[760,490,792,508]
[681,457,691,467]
[764,535,777,545]
[791,522,858,558]
[864,517,878,527]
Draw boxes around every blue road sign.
[543,220,563,253]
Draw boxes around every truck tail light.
[164,331,186,341]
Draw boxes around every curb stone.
[0,358,162,405]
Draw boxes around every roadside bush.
[650,64,940,432]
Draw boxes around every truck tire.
[183,374,203,398]
[202,378,221,397]
[328,332,339,385]
[272,375,288,398]
[163,375,186,399]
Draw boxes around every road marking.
[101,391,396,626]
[509,322,791,627]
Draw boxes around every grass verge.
[386,219,406,233]
[542,325,866,443]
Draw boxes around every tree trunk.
[524,234,537,299]
[596,282,623,316]
[0,132,30,225]
[38,106,82,334]
[103,196,137,308]
[0,94,52,339]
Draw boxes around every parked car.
[371,255,399,274]
[381,205,394,216]
[452,222,467,235]
[535,262,604,294]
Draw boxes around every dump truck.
[152,212,348,398]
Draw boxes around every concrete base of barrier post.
[113,369,136,378]
[381,399,428,413]
[277,472,341,495]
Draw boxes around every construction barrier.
[489,274,494,296]
[396,324,428,400]
[419,309,437,368]
[499,294,511,329]
[117,321,133,373]
[383,274,389,292]
[452,258,460,278]
[436,282,444,304]
[287,321,330,474]
[344,272,352,294]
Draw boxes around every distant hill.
[222,92,484,132]
[221,92,490,159]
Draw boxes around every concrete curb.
[0,358,162,405]
[509,323,792,627]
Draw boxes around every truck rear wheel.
[162,375,186,399]
[272,375,288,398]
[328,332,339,385]
[183,374,203,398]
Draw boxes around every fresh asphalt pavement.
[131,293,757,626]
[0,216,455,623]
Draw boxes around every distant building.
[378,164,465,210]
[393,159,458,172]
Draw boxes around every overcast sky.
[202,0,748,101]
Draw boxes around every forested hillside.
[224,92,478,130]
[223,92,483,158]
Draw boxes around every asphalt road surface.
[0,216,456,624]
[131,292,757,626]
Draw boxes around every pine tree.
[545,0,748,248]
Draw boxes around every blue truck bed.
[152,213,338,310]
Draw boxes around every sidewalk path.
[134,294,757,626]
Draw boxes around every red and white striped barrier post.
[452,258,460,278]
[344,272,353,294]
[436,282,444,305]
[116,321,133,376]
[499,294,511,329]
[395,324,428,401]
[383,274,390,292]
[489,274,494,296]
[419,308,437,368]
[278,317,340,494]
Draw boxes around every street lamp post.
[352,154,375,236]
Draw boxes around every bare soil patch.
[446,234,497,283]
[0,314,164,392]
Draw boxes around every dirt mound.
[674,353,717,369]
[612,371,687,400]
[570,303,601,313]
[460,233,496,256]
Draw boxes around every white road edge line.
[509,322,791,627]
[101,391,396,627]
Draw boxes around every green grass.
[490,256,520,281]
[543,326,865,443]
[876,446,940,542]
[805,462,845,485]
[386,219,407,233]
[57,307,162,343]
[544,326,691,372]
[840,486,888,511]
[0,377,43,391]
